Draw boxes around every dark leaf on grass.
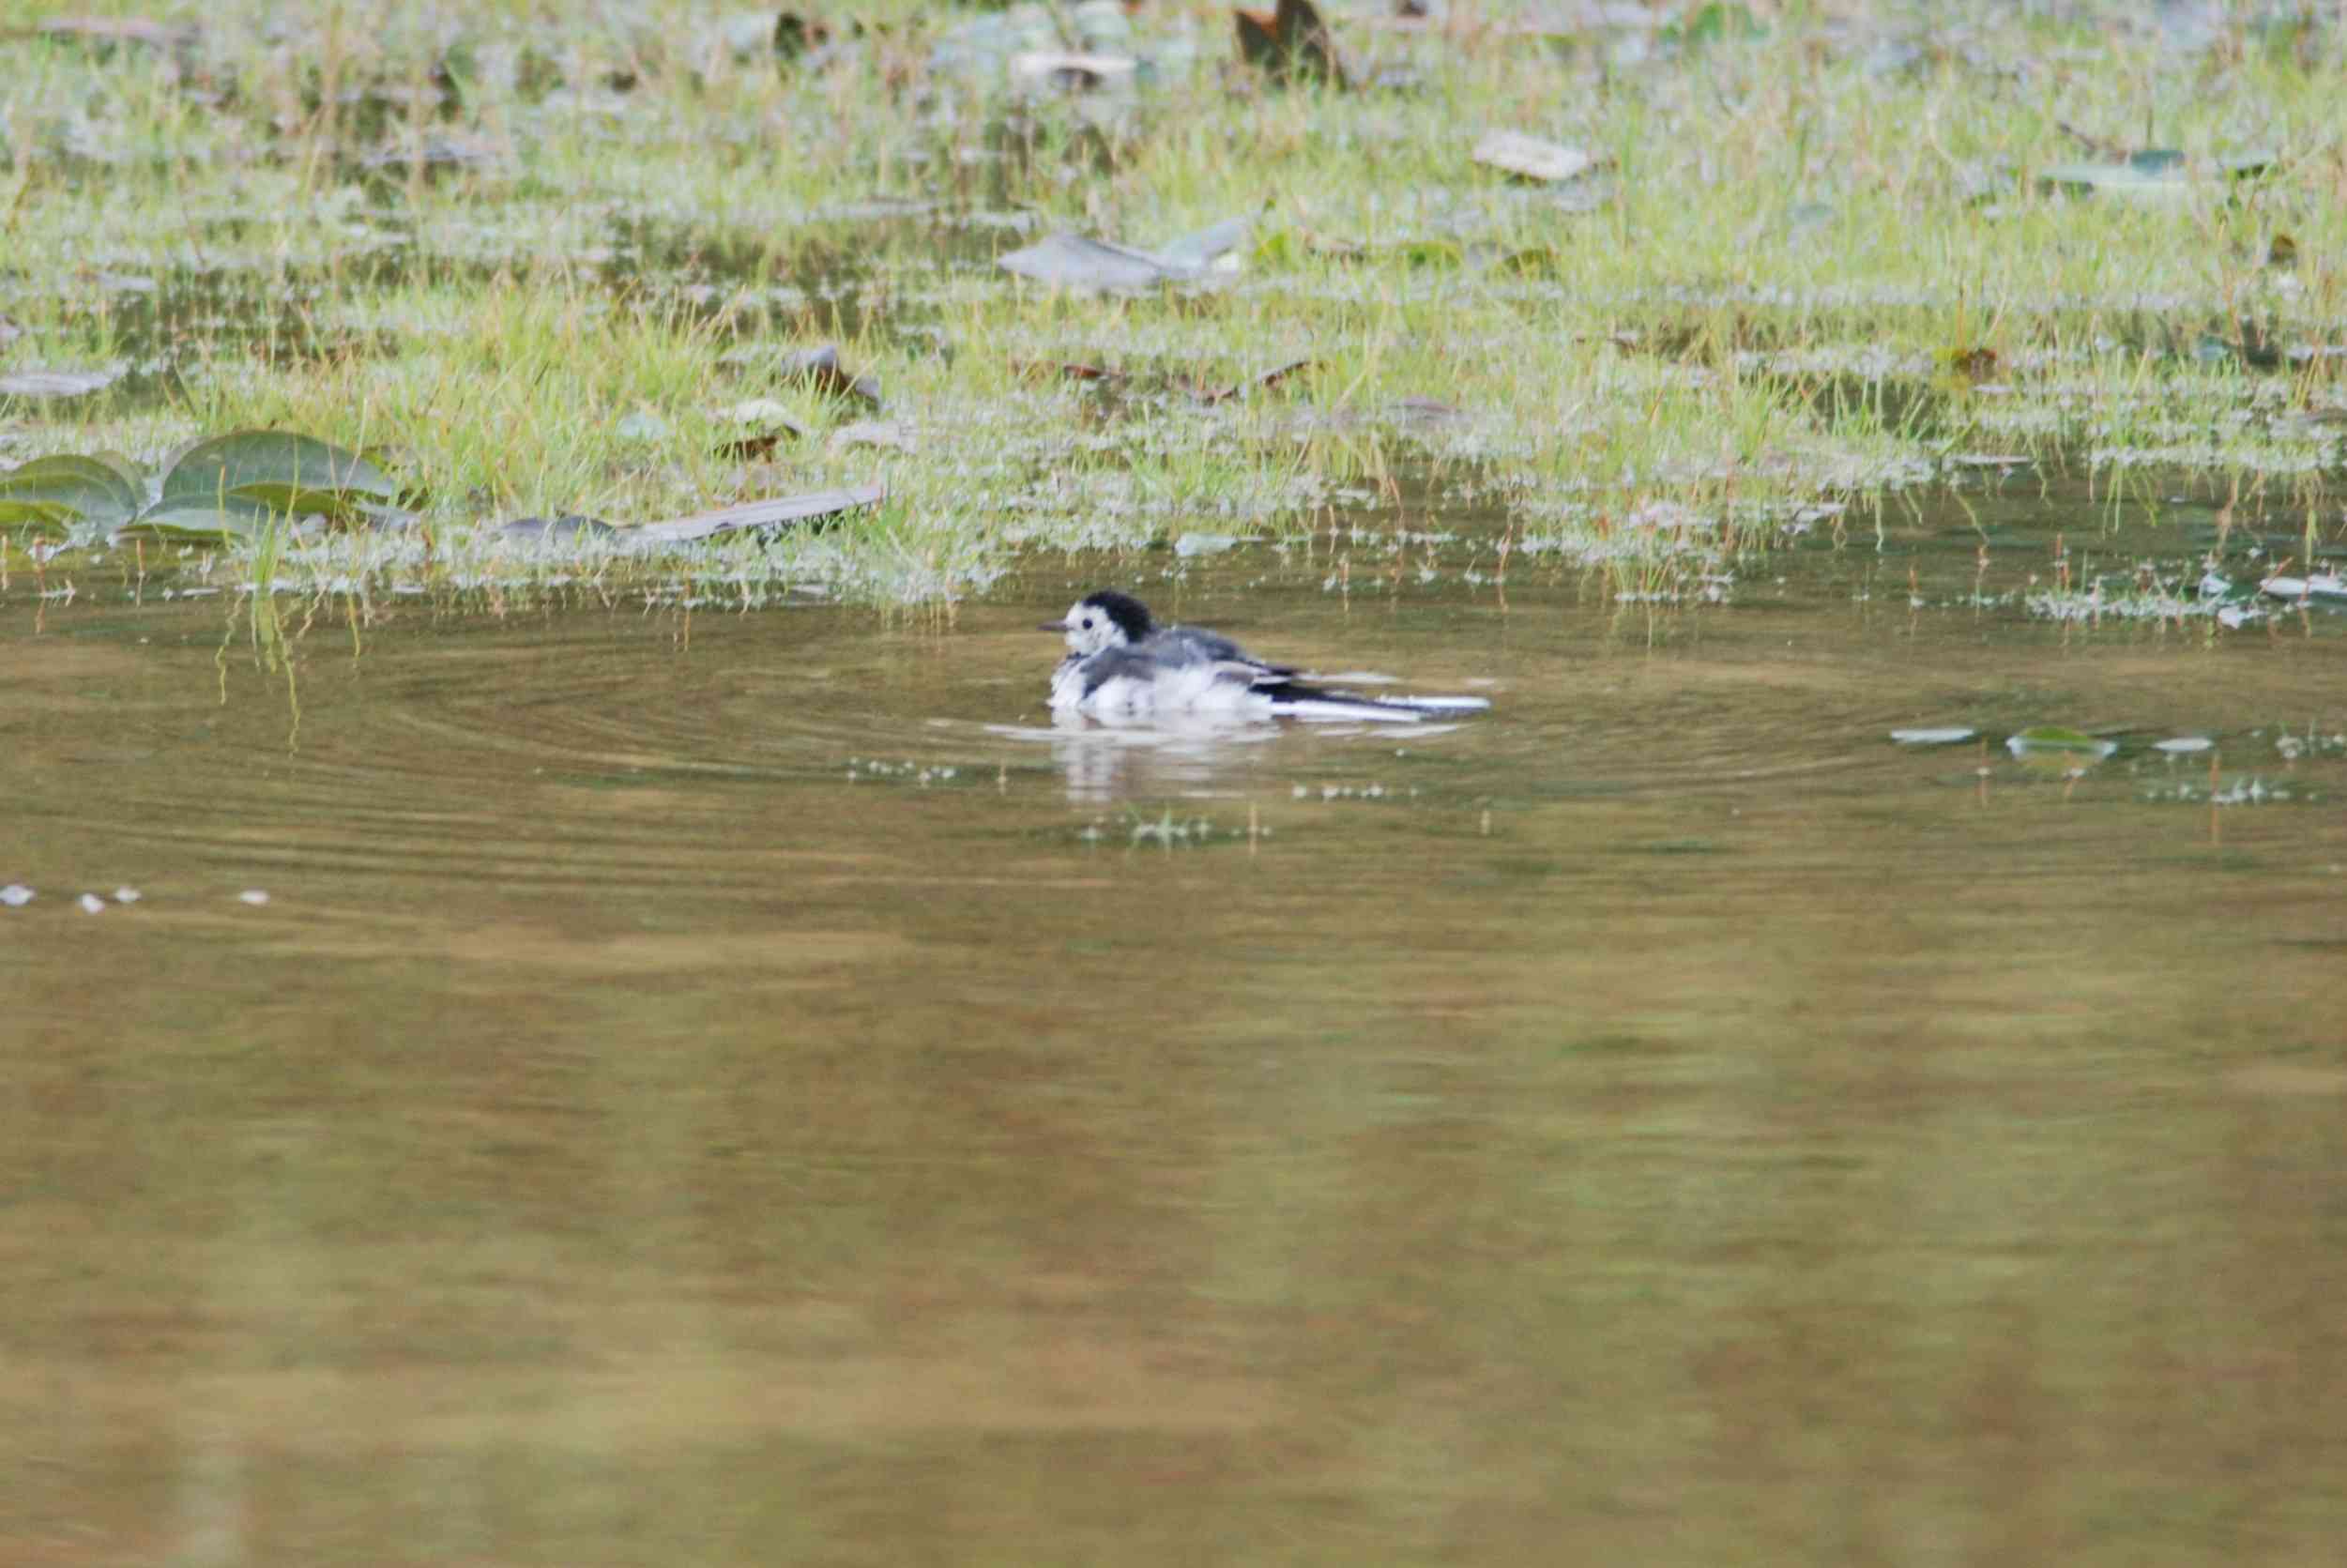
[0,454,145,534]
[0,367,125,400]
[1017,359,1128,384]
[1196,358,1315,404]
[780,344,882,405]
[1235,0,1347,86]
[627,482,887,547]
[773,12,831,62]
[2268,233,2297,267]
[1944,345,1998,380]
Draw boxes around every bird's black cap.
[1079,589,1155,641]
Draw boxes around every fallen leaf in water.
[998,217,1249,291]
[0,367,125,400]
[1472,131,1595,183]
[627,482,887,546]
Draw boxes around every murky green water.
[6,522,2346,1564]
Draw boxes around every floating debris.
[2,885,34,907]
[1891,727,1976,745]
[237,889,271,906]
[2154,737,2215,754]
[1472,132,1596,184]
[78,893,106,914]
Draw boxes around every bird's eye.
[1081,616,1094,630]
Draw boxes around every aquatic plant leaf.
[0,500,80,537]
[626,482,886,547]
[117,501,269,542]
[2007,726,2116,758]
[224,482,378,522]
[0,454,144,531]
[1472,132,1595,184]
[159,433,397,521]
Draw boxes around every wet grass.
[3,0,2345,605]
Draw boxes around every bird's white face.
[1051,599,1127,657]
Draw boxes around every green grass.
[3,0,2344,603]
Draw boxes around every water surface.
[5,536,2345,1565]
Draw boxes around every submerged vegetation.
[3,0,2344,607]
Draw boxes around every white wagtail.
[1040,589,1490,723]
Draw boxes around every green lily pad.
[158,432,397,522]
[0,454,145,534]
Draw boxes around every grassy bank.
[3,0,2343,602]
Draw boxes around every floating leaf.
[160,432,397,518]
[0,367,125,400]
[1472,132,1595,184]
[2260,573,2347,601]
[2006,726,2116,760]
[626,482,887,548]
[0,454,144,534]
[999,219,1248,291]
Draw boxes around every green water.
[5,533,2345,1564]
